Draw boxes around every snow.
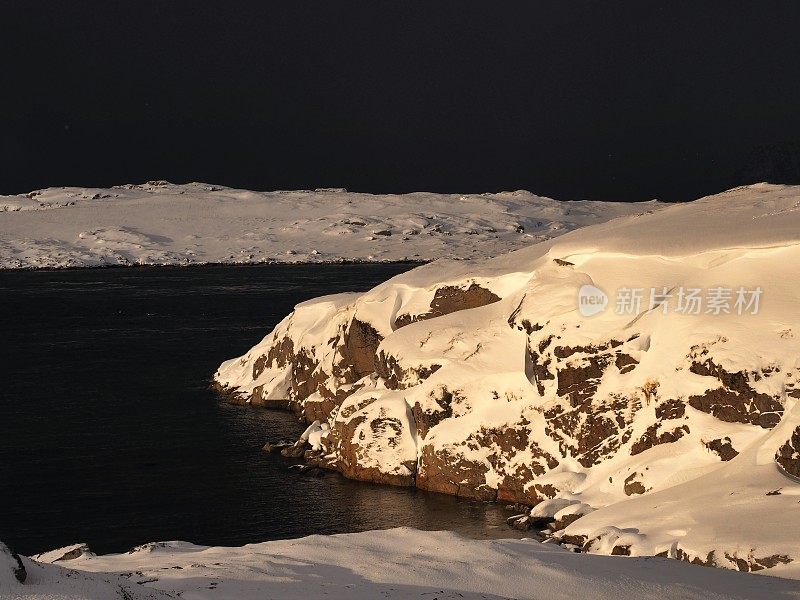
[0,181,658,268]
[7,182,800,594]
[5,528,800,599]
[215,183,800,575]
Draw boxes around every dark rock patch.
[611,544,631,556]
[615,353,639,374]
[723,552,792,572]
[342,319,383,381]
[688,387,782,429]
[545,396,632,467]
[334,414,416,487]
[558,534,588,549]
[549,512,585,532]
[416,445,494,499]
[394,283,500,328]
[630,424,689,456]
[411,387,454,440]
[526,344,554,396]
[776,424,800,477]
[624,473,647,496]
[705,437,739,461]
[376,350,440,390]
[655,399,686,420]
[675,548,718,567]
[688,357,783,428]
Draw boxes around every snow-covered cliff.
[215,183,800,573]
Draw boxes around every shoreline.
[210,381,556,539]
[0,258,429,273]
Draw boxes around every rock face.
[215,184,800,573]
[776,425,800,478]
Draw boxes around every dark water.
[1,264,517,556]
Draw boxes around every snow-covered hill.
[215,183,800,574]
[0,181,656,268]
[5,528,800,599]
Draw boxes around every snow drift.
[5,528,800,599]
[215,183,800,574]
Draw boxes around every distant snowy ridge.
[5,528,800,599]
[215,183,800,575]
[0,181,658,268]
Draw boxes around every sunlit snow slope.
[6,529,800,599]
[216,183,800,574]
[0,182,655,268]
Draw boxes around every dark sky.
[5,1,800,201]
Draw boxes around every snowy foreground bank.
[4,528,800,599]
[216,183,800,576]
[0,181,656,268]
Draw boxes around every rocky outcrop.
[394,283,500,328]
[416,421,559,504]
[776,425,800,477]
[705,437,739,461]
[214,184,800,575]
[342,319,383,380]
[688,355,783,429]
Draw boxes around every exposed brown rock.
[416,444,494,499]
[776,424,800,477]
[723,552,792,572]
[558,534,588,548]
[688,357,783,428]
[555,353,613,406]
[526,344,554,396]
[418,419,559,503]
[615,353,639,374]
[281,442,307,458]
[624,472,646,496]
[394,283,500,328]
[553,340,623,360]
[675,548,717,567]
[250,385,293,410]
[655,399,686,420]
[533,483,558,499]
[630,424,690,456]
[376,350,441,390]
[253,336,295,379]
[705,437,739,461]
[550,512,585,532]
[342,319,383,380]
[48,544,91,562]
[545,396,633,467]
[688,387,782,429]
[411,387,454,440]
[752,554,793,570]
[611,544,631,556]
[334,414,416,487]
